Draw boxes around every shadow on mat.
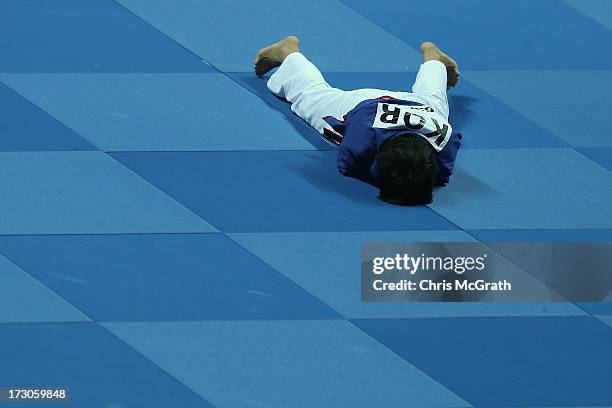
[288,152,380,204]
[449,94,477,130]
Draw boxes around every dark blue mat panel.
[2,73,325,151]
[0,0,211,73]
[111,151,458,232]
[321,72,567,149]
[0,152,214,234]
[353,316,612,407]
[431,148,612,229]
[116,0,422,72]
[230,231,584,319]
[465,70,612,148]
[342,0,612,70]
[106,320,470,408]
[565,0,612,30]
[0,322,212,407]
[579,148,612,172]
[0,255,88,323]
[0,234,339,321]
[0,82,95,151]
[470,229,612,242]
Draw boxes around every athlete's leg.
[255,36,350,133]
[254,37,459,134]
[421,41,460,88]
[411,42,460,120]
[254,35,301,78]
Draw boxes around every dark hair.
[376,134,438,205]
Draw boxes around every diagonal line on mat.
[0,76,101,151]
[109,0,324,142]
[0,256,220,407]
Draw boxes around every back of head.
[376,134,438,205]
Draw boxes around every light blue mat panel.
[0,151,214,234]
[341,0,612,70]
[464,70,612,147]
[0,255,88,323]
[116,0,422,72]
[230,231,585,318]
[0,234,339,321]
[0,82,95,151]
[0,322,212,407]
[0,0,210,73]
[106,320,470,408]
[321,72,568,149]
[111,151,458,232]
[354,316,612,407]
[431,148,612,229]
[565,0,612,30]
[2,73,324,151]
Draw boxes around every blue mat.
[579,148,612,171]
[0,255,87,323]
[0,322,212,407]
[565,0,612,31]
[578,302,612,316]
[469,228,612,242]
[0,151,214,234]
[353,316,612,406]
[431,148,612,229]
[0,82,95,151]
[116,0,422,72]
[0,234,338,321]
[342,0,612,70]
[599,315,612,328]
[106,320,470,408]
[0,0,208,73]
[111,150,458,232]
[2,0,612,406]
[465,70,612,147]
[230,231,585,318]
[226,72,331,148]
[3,73,323,151]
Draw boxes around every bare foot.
[254,36,300,77]
[420,42,460,89]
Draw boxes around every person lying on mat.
[254,36,462,206]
